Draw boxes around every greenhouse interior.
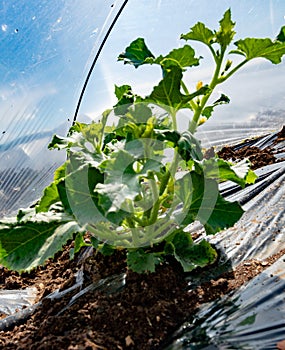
[0,1,285,349]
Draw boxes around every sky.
[0,0,118,158]
[82,0,285,124]
[0,0,285,162]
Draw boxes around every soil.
[217,125,285,169]
[0,127,284,350]
[217,144,277,169]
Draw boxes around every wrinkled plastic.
[0,0,128,217]
[0,1,285,346]
[56,273,126,316]
[0,287,37,315]
[165,255,285,350]
[1,128,283,347]
[0,269,84,330]
[164,128,285,349]
[0,128,284,343]
[0,268,126,331]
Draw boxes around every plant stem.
[219,59,248,82]
[181,80,198,111]
[170,108,177,130]
[125,200,143,245]
[159,109,179,197]
[87,223,132,242]
[147,172,161,225]
[188,49,225,134]
[130,227,141,246]
[143,217,174,244]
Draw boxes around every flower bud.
[196,81,203,90]
[225,60,232,71]
[198,116,207,125]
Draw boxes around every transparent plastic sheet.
[0,129,284,346]
[0,0,128,217]
[211,132,285,265]
[165,255,285,350]
[0,270,126,331]
[0,269,84,331]
[0,1,284,346]
[0,287,37,315]
[163,129,285,349]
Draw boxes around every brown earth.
[0,246,284,350]
[217,144,276,169]
[217,125,285,169]
[0,129,284,350]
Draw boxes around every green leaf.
[179,239,218,271]
[232,37,285,63]
[245,169,258,184]
[201,106,214,119]
[48,122,88,150]
[63,163,105,225]
[165,231,217,272]
[36,163,67,213]
[156,129,181,144]
[230,159,257,184]
[177,131,203,161]
[0,211,80,272]
[114,85,135,115]
[74,232,90,253]
[126,103,153,124]
[90,236,100,249]
[156,130,203,161]
[127,249,162,273]
[214,93,230,105]
[115,84,133,101]
[36,181,60,213]
[176,172,244,234]
[182,9,235,51]
[95,150,141,220]
[70,232,91,259]
[202,94,230,119]
[118,38,155,68]
[181,22,215,46]
[49,121,111,153]
[54,162,67,182]
[148,45,200,70]
[176,171,215,219]
[277,26,285,42]
[98,243,116,256]
[96,147,163,219]
[95,182,139,214]
[203,193,244,235]
[56,178,73,215]
[100,149,136,183]
[67,121,86,134]
[82,121,108,149]
[238,314,256,326]
[48,133,80,150]
[202,158,257,187]
[215,9,236,48]
[146,66,209,112]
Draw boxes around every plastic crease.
[0,129,284,348]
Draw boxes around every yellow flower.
[196,81,203,90]
[198,116,207,125]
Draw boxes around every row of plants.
[0,9,284,274]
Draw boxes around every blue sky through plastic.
[0,0,125,215]
[0,0,121,165]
